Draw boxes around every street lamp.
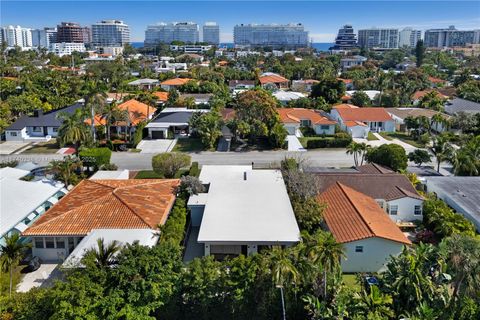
[276,284,286,320]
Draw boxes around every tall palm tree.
[83,238,121,268]
[266,247,300,288]
[83,79,107,143]
[346,142,361,167]
[56,108,89,154]
[430,134,453,172]
[0,234,31,296]
[100,100,121,141]
[48,156,83,188]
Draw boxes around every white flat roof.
[63,228,159,267]
[89,170,129,180]
[1,168,64,236]
[197,166,300,244]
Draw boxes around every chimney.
[243,171,247,181]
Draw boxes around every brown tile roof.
[337,78,353,84]
[315,171,423,201]
[344,120,367,127]
[318,182,411,244]
[86,99,156,126]
[23,179,179,236]
[259,74,289,84]
[153,91,169,102]
[411,89,448,101]
[336,107,393,122]
[277,108,336,125]
[356,163,394,174]
[341,95,352,101]
[161,78,192,86]
[428,76,446,84]
[229,80,256,87]
[221,108,236,121]
[333,103,358,109]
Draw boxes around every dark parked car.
[26,256,41,272]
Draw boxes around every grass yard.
[0,266,23,296]
[22,141,59,154]
[378,132,394,141]
[380,132,425,148]
[367,132,379,141]
[342,274,361,292]
[172,138,204,152]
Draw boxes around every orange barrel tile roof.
[332,103,359,109]
[161,78,192,86]
[411,89,448,100]
[335,107,393,122]
[259,74,289,84]
[22,179,179,236]
[318,182,411,244]
[153,91,169,102]
[277,108,336,125]
[86,99,156,126]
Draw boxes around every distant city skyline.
[2,1,479,42]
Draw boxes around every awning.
[14,222,29,233]
[27,212,37,221]
[47,196,58,204]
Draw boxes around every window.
[45,238,55,248]
[389,205,398,215]
[10,132,17,136]
[320,125,330,130]
[35,238,44,249]
[355,246,364,253]
[52,127,59,133]
[56,238,65,248]
[300,119,311,127]
[414,205,422,215]
[32,126,42,132]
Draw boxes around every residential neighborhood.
[1,1,480,319]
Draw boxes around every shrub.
[366,144,407,171]
[79,147,112,169]
[152,152,191,179]
[300,126,316,137]
[0,160,18,168]
[189,162,200,177]
[133,121,147,147]
[306,137,352,149]
[99,163,118,171]
[159,198,187,245]
[179,176,205,198]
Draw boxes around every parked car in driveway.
[25,256,41,272]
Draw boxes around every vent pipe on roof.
[244,171,247,181]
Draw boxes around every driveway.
[286,135,306,152]
[17,264,62,292]
[354,133,417,153]
[0,142,31,155]
[137,139,177,154]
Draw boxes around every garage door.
[151,130,164,139]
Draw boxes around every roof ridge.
[111,187,153,228]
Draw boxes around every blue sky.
[2,1,479,42]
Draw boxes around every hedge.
[79,147,112,169]
[189,162,200,177]
[306,137,352,149]
[159,198,187,245]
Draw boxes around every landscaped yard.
[22,141,59,154]
[367,132,379,141]
[0,266,23,296]
[172,138,204,152]
[299,137,333,148]
[342,274,361,291]
[379,132,425,148]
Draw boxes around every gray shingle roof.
[444,98,480,115]
[6,103,83,130]
[150,111,194,124]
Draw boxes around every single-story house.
[259,73,289,90]
[330,104,395,138]
[180,93,214,105]
[411,89,448,105]
[228,80,256,92]
[444,98,480,115]
[1,167,67,246]
[22,178,179,262]
[318,182,411,272]
[346,90,380,101]
[186,165,300,260]
[386,107,451,132]
[127,78,160,90]
[277,108,336,136]
[145,107,209,139]
[425,177,480,232]
[160,78,193,91]
[153,91,169,105]
[89,170,130,180]
[291,79,319,92]
[272,91,306,105]
[314,163,425,224]
[340,55,367,71]
[5,102,83,142]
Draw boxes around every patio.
[17,263,63,292]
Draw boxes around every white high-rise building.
[49,42,86,56]
[203,22,219,45]
[31,27,57,48]
[424,26,479,48]
[144,22,199,46]
[1,25,32,48]
[399,28,422,48]
[358,28,399,49]
[233,23,309,49]
[91,20,130,47]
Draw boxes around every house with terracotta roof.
[291,79,319,92]
[331,104,395,138]
[411,89,448,105]
[153,91,169,104]
[160,78,193,91]
[386,107,451,132]
[22,179,179,262]
[428,76,447,88]
[277,108,337,136]
[318,182,411,272]
[259,73,289,90]
[313,163,425,223]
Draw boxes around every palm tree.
[346,142,361,167]
[430,134,453,172]
[56,108,89,155]
[48,156,83,188]
[83,238,121,268]
[0,234,31,296]
[83,79,107,143]
[99,100,121,141]
[266,246,300,288]
[354,285,394,319]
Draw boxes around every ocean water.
[131,42,335,51]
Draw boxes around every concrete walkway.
[17,264,62,292]
[286,135,306,152]
[354,133,417,153]
[0,142,31,155]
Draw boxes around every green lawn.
[342,274,361,291]
[380,132,425,148]
[172,138,204,152]
[0,266,23,296]
[367,132,379,141]
[378,132,394,141]
[22,141,59,154]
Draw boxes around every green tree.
[419,91,445,111]
[350,91,371,107]
[152,152,191,178]
[353,285,394,319]
[415,40,425,67]
[451,135,480,176]
[56,108,90,154]
[189,110,222,149]
[408,149,432,166]
[82,79,107,142]
[269,122,287,149]
[430,134,453,172]
[366,144,408,171]
[48,156,83,188]
[82,238,121,269]
[346,142,369,167]
[0,234,31,296]
[310,78,346,104]
[457,80,480,103]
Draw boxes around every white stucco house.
[272,91,306,105]
[145,108,209,139]
[187,165,300,259]
[277,108,337,136]
[318,182,411,272]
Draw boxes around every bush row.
[305,137,352,149]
